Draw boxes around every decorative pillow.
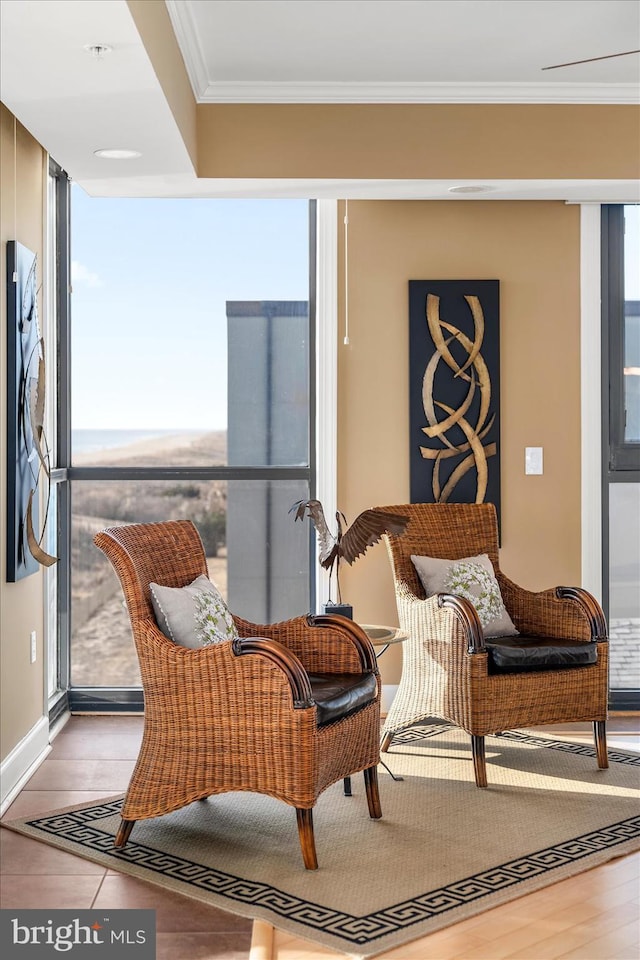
[410,553,519,639]
[149,575,239,648]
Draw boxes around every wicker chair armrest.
[394,593,487,689]
[396,591,485,655]
[231,635,314,708]
[555,587,608,640]
[136,618,315,712]
[232,613,376,674]
[497,574,607,641]
[436,594,485,653]
[307,614,378,672]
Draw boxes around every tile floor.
[1,715,638,960]
[0,716,252,960]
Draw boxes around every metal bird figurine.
[289,499,409,603]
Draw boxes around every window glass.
[623,204,639,443]
[608,483,640,690]
[68,195,314,694]
[70,477,310,687]
[605,203,640,703]
[70,190,310,466]
[46,161,67,707]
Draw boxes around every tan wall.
[0,104,47,759]
[197,103,640,179]
[0,69,625,742]
[336,199,582,685]
[126,0,197,170]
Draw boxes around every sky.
[70,189,310,430]
[71,192,639,430]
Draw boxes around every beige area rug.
[4,725,640,959]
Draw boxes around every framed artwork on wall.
[409,279,501,521]
[6,240,57,581]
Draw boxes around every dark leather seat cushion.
[485,636,598,673]
[307,672,378,727]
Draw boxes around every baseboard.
[0,715,50,815]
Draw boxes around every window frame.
[47,158,71,726]
[56,197,318,713]
[601,203,640,713]
[602,204,640,477]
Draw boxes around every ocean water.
[72,428,201,455]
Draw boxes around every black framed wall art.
[6,240,57,581]
[409,279,501,519]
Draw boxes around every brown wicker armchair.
[94,520,382,869]
[374,503,609,787]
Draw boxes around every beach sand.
[72,430,227,467]
[72,554,228,687]
[71,430,229,687]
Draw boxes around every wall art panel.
[409,279,500,519]
[6,240,57,581]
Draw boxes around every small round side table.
[360,623,408,659]
[360,624,408,783]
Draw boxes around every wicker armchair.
[374,503,609,787]
[94,520,382,870]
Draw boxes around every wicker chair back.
[95,519,208,624]
[377,502,500,599]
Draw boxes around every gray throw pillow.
[410,553,519,639]
[149,574,239,648]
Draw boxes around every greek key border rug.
[4,725,640,959]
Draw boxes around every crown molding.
[195,80,639,105]
[164,0,209,100]
[166,1,638,105]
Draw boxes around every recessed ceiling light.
[94,149,142,160]
[83,43,113,59]
[448,185,494,194]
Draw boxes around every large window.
[602,204,640,707]
[46,159,70,721]
[66,192,315,707]
[605,205,640,470]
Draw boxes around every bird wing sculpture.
[289,499,337,569]
[290,499,409,568]
[290,499,409,604]
[338,509,410,565]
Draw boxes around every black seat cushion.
[485,636,598,674]
[307,672,378,727]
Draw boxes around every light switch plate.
[525,447,543,475]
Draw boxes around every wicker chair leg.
[343,776,352,796]
[380,730,394,752]
[114,819,135,849]
[364,765,382,819]
[471,735,488,787]
[296,808,318,870]
[594,721,609,768]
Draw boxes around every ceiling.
[1,0,639,201]
[169,0,640,101]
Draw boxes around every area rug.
[4,725,640,959]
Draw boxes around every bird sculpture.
[290,499,409,604]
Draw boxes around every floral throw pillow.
[149,574,239,648]
[410,553,519,638]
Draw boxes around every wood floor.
[268,718,640,960]
[1,716,638,960]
